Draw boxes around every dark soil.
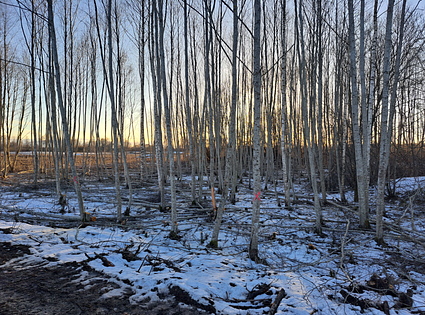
[0,242,212,315]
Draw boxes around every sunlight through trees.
[1,0,425,246]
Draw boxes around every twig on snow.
[340,219,353,284]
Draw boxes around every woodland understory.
[1,0,425,312]
[1,154,425,314]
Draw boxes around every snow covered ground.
[1,175,424,314]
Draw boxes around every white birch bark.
[280,0,290,207]
[376,0,406,243]
[295,0,322,233]
[341,78,348,202]
[249,0,262,261]
[107,0,123,222]
[348,0,367,228]
[115,5,133,213]
[203,0,215,190]
[156,0,178,235]
[359,0,371,226]
[31,1,38,185]
[316,0,326,202]
[184,0,196,203]
[150,6,166,209]
[138,0,146,184]
[333,2,346,203]
[48,50,61,197]
[211,0,238,246]
[150,51,165,209]
[48,0,85,220]
[366,0,378,215]
[376,0,395,243]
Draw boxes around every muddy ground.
[0,242,211,315]
[0,156,212,315]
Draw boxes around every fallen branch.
[340,219,353,283]
[247,283,272,299]
[83,252,115,267]
[94,252,115,267]
[0,204,81,221]
[327,199,425,246]
[326,199,357,213]
[267,288,287,315]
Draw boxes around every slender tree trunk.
[366,0,379,212]
[114,3,133,214]
[139,0,146,183]
[341,78,348,201]
[215,3,224,196]
[156,0,178,235]
[280,0,290,207]
[376,0,406,244]
[203,0,215,190]
[295,0,322,233]
[0,49,3,177]
[211,0,238,247]
[2,20,9,178]
[88,19,101,181]
[263,0,272,191]
[333,1,346,203]
[48,0,85,220]
[348,0,368,228]
[184,0,196,203]
[359,0,371,224]
[149,5,165,209]
[316,0,326,202]
[0,43,2,177]
[249,0,262,261]
[10,79,27,172]
[107,0,123,222]
[2,23,10,178]
[49,44,61,197]
[31,0,38,185]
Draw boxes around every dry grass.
[0,151,142,175]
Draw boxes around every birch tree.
[28,0,39,185]
[280,0,290,207]
[47,0,85,220]
[9,75,28,173]
[0,8,13,178]
[48,35,61,197]
[210,0,238,248]
[107,0,123,221]
[376,0,407,244]
[348,0,369,228]
[184,0,196,203]
[203,0,215,190]
[366,0,379,209]
[156,0,178,236]
[133,0,147,183]
[249,0,262,261]
[139,5,146,183]
[316,0,326,202]
[295,0,322,233]
[149,5,165,209]
[114,2,132,212]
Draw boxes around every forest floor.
[1,156,425,314]
[0,240,210,315]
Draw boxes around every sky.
[1,0,425,147]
